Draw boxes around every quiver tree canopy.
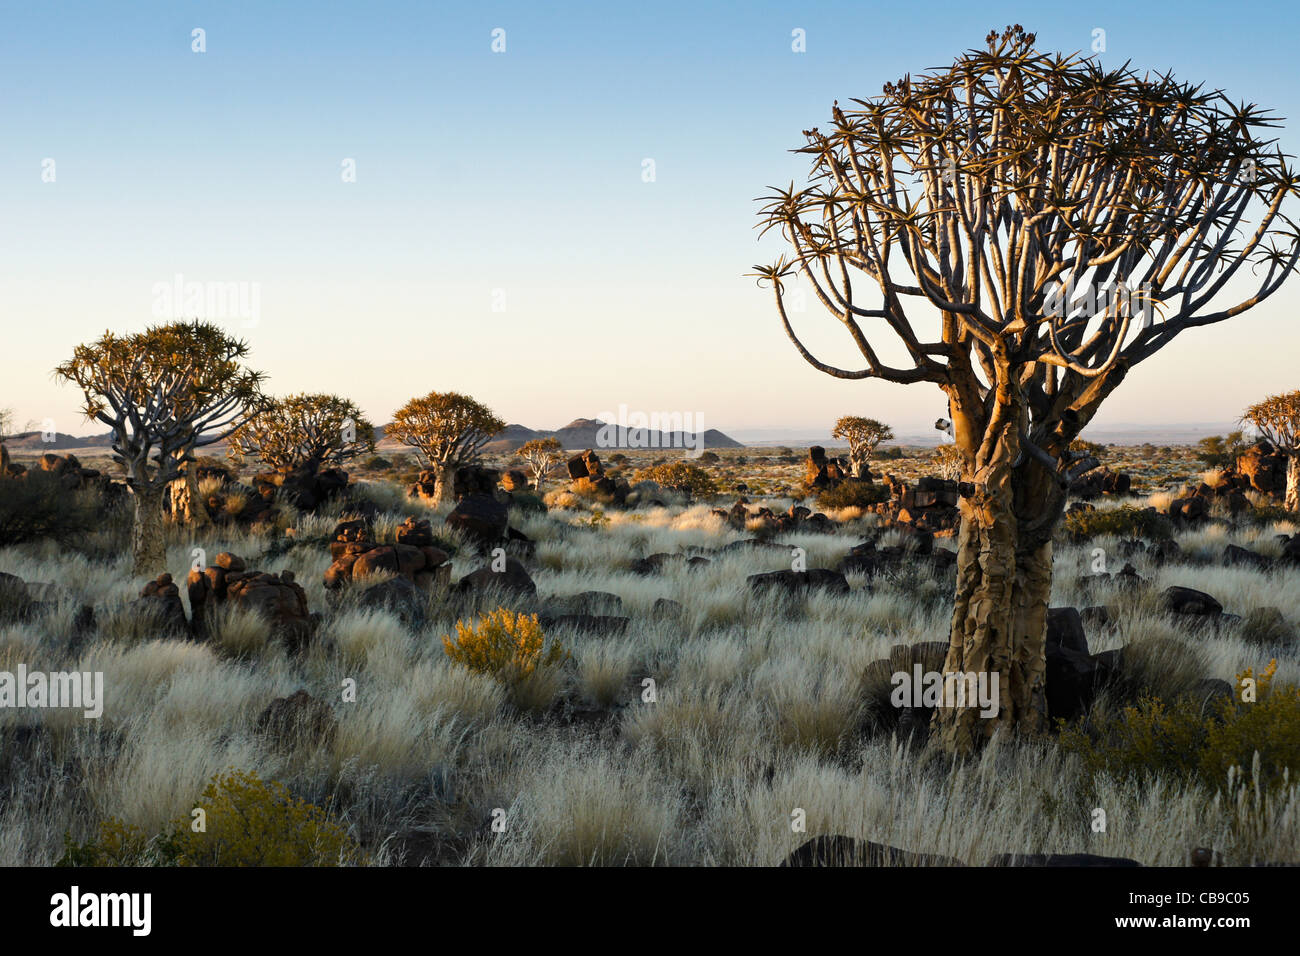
[229,393,375,474]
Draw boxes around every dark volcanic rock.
[781,835,965,868]
[746,568,851,597]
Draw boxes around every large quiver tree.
[228,393,375,475]
[387,391,505,506]
[754,25,1300,753]
[55,321,265,576]
[832,416,894,478]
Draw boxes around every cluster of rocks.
[840,531,958,576]
[566,449,632,505]
[1,450,109,489]
[0,450,124,507]
[323,518,451,590]
[804,446,854,488]
[1226,439,1291,498]
[711,500,836,535]
[867,475,963,534]
[165,462,352,527]
[251,465,349,513]
[126,556,318,650]
[1068,467,1133,498]
[187,554,316,650]
[165,466,268,525]
[1169,480,1249,522]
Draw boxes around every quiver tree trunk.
[431,463,456,507]
[131,483,167,578]
[932,387,1067,755]
[1286,454,1300,513]
[849,451,871,480]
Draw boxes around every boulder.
[224,570,315,652]
[1046,607,1089,655]
[781,835,964,868]
[394,516,435,548]
[255,689,337,751]
[445,494,509,549]
[1223,544,1271,571]
[453,465,500,500]
[539,614,629,637]
[630,553,710,575]
[329,519,372,559]
[545,591,624,616]
[651,598,684,621]
[500,469,530,493]
[455,556,537,598]
[1235,440,1288,497]
[358,576,428,627]
[746,569,851,597]
[1162,586,1223,618]
[131,573,189,634]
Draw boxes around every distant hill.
[3,430,114,452]
[380,417,743,454]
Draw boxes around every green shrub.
[1248,503,1297,525]
[509,491,547,514]
[56,819,152,867]
[633,462,717,498]
[814,480,890,510]
[0,471,102,546]
[1060,661,1300,794]
[57,770,361,868]
[58,770,362,867]
[1195,432,1249,469]
[1063,504,1172,541]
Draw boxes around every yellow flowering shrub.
[442,607,567,684]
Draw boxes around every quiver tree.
[55,321,265,576]
[1242,391,1300,510]
[387,391,505,506]
[753,25,1300,754]
[516,437,563,491]
[228,393,375,477]
[831,416,894,477]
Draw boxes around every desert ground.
[2,440,1298,867]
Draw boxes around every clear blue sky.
[2,1,1298,439]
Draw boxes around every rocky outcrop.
[747,568,851,597]
[188,554,316,650]
[252,466,348,513]
[1068,468,1132,498]
[323,519,450,590]
[132,573,189,634]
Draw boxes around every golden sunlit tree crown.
[228,393,375,473]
